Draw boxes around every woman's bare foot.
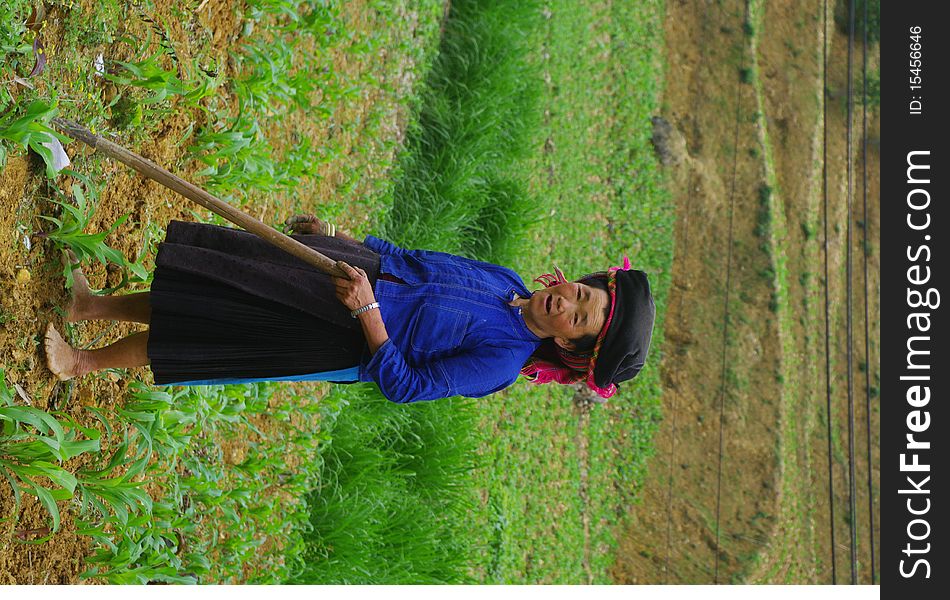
[63,250,94,322]
[44,323,86,380]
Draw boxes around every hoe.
[50,117,349,279]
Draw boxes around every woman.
[45,216,655,403]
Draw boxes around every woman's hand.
[332,261,376,312]
[284,214,332,236]
[335,261,389,354]
[284,214,360,243]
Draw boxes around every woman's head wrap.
[520,257,656,399]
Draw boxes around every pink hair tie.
[608,255,631,274]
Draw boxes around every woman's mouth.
[545,294,553,314]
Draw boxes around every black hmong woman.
[44,215,655,403]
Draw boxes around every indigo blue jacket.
[357,235,542,403]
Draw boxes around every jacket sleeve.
[363,235,516,277]
[363,235,408,257]
[364,339,520,403]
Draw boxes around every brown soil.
[610,0,880,584]
[0,0,434,583]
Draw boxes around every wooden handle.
[50,117,348,279]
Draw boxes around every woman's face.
[523,281,610,348]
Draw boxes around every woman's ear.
[554,336,575,351]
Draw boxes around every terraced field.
[611,0,880,584]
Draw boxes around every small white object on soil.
[40,136,70,173]
[14,384,33,406]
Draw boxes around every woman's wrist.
[321,219,358,243]
[355,304,389,354]
[350,301,380,318]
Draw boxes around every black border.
[882,1,946,595]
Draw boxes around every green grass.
[290,385,480,584]
[378,0,543,264]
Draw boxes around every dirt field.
[610,0,880,584]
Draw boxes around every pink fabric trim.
[522,363,584,386]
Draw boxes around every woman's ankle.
[84,330,151,372]
[70,292,152,325]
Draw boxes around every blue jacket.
[358,235,542,403]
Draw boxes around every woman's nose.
[557,295,573,313]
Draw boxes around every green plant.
[109,95,144,130]
[292,384,479,584]
[233,38,318,114]
[0,0,35,111]
[36,170,131,289]
[79,505,200,585]
[799,271,810,287]
[800,221,815,241]
[1,368,101,536]
[379,0,543,263]
[0,100,71,177]
[106,51,219,109]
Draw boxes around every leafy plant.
[0,0,35,111]
[1,368,101,537]
[77,471,153,527]
[0,100,71,177]
[233,38,314,114]
[106,51,220,108]
[36,169,131,290]
[189,116,320,197]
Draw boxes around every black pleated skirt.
[147,220,380,385]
